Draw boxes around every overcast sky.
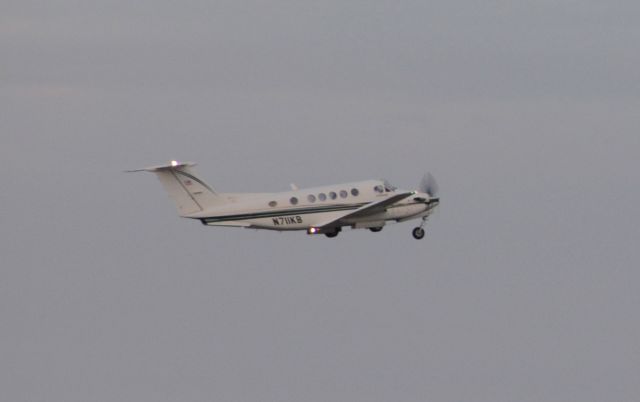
[2,1,639,401]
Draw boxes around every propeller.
[418,173,439,198]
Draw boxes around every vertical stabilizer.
[127,161,225,216]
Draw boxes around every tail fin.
[127,161,225,216]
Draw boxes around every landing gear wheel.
[369,227,383,233]
[325,228,341,238]
[412,227,425,240]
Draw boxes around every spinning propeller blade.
[419,173,439,197]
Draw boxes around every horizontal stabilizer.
[125,161,197,173]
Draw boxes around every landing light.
[170,160,179,167]
[308,227,318,234]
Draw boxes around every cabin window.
[268,200,277,207]
[339,190,348,198]
[329,191,337,200]
[307,194,316,203]
[351,188,359,196]
[374,185,384,193]
[290,197,298,205]
[318,193,327,201]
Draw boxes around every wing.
[314,191,415,231]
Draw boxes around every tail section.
[127,161,226,216]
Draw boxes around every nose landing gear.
[412,216,429,240]
[412,227,425,239]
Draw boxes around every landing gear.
[412,227,425,240]
[412,216,428,240]
[369,227,383,233]
[325,227,341,238]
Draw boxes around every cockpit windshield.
[382,180,397,192]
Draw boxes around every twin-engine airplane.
[128,161,440,239]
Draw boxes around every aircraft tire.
[325,229,340,238]
[369,227,383,233]
[412,227,425,240]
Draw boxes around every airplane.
[127,161,440,239]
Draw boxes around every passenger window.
[329,191,337,200]
[374,185,384,193]
[307,194,316,203]
[318,193,327,201]
[339,190,348,198]
[351,188,359,196]
[268,201,277,207]
[290,197,298,205]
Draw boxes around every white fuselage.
[187,179,436,231]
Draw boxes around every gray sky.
[2,1,639,401]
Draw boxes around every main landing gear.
[325,227,341,238]
[412,217,428,240]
